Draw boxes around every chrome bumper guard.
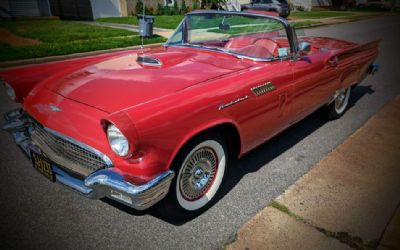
[2,109,174,210]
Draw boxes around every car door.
[224,60,294,152]
[289,52,339,124]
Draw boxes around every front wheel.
[327,87,351,120]
[157,133,228,220]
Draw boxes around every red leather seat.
[253,39,278,56]
[224,37,255,50]
[231,44,273,58]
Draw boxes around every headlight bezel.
[107,124,130,157]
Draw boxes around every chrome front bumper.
[2,109,174,210]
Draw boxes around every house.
[0,0,197,20]
[0,0,128,20]
[0,0,52,18]
[49,0,128,20]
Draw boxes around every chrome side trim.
[251,82,276,96]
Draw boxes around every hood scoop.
[137,54,162,67]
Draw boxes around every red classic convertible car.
[1,11,379,219]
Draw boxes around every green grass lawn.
[0,20,166,61]
[290,11,356,19]
[97,15,184,29]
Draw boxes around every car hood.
[44,47,251,113]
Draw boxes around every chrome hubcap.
[179,147,218,201]
[335,88,348,112]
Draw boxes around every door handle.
[328,56,339,67]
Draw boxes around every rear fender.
[327,40,380,90]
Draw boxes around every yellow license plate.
[31,151,55,182]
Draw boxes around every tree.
[201,0,227,9]
[136,0,150,15]
[180,0,188,14]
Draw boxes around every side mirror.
[298,41,311,55]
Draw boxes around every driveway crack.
[269,201,379,250]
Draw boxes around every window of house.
[164,0,175,6]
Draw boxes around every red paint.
[1,35,379,184]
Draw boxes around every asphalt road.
[1,16,399,250]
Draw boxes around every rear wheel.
[157,133,228,220]
[327,87,351,120]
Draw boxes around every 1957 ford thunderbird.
[1,11,379,219]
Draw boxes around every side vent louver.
[137,54,162,67]
[251,82,276,96]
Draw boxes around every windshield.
[166,12,292,60]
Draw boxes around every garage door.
[9,0,40,17]
[50,0,93,20]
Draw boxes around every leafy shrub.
[180,0,189,14]
[192,0,199,10]
[135,0,151,15]
[156,3,163,15]
[172,0,179,15]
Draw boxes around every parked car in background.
[356,0,392,9]
[241,0,291,18]
[2,11,379,220]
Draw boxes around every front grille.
[31,123,109,176]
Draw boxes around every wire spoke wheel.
[335,88,350,114]
[176,139,226,211]
[328,86,351,120]
[179,147,218,201]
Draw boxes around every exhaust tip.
[367,63,379,75]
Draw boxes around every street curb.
[0,43,163,70]
[227,96,400,250]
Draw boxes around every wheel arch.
[166,120,242,171]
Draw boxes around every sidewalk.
[227,96,400,250]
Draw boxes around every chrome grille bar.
[31,122,112,177]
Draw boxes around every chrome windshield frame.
[164,10,299,62]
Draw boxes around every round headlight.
[4,82,16,101]
[107,124,130,157]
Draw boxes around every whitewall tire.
[176,140,226,211]
[327,87,351,120]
